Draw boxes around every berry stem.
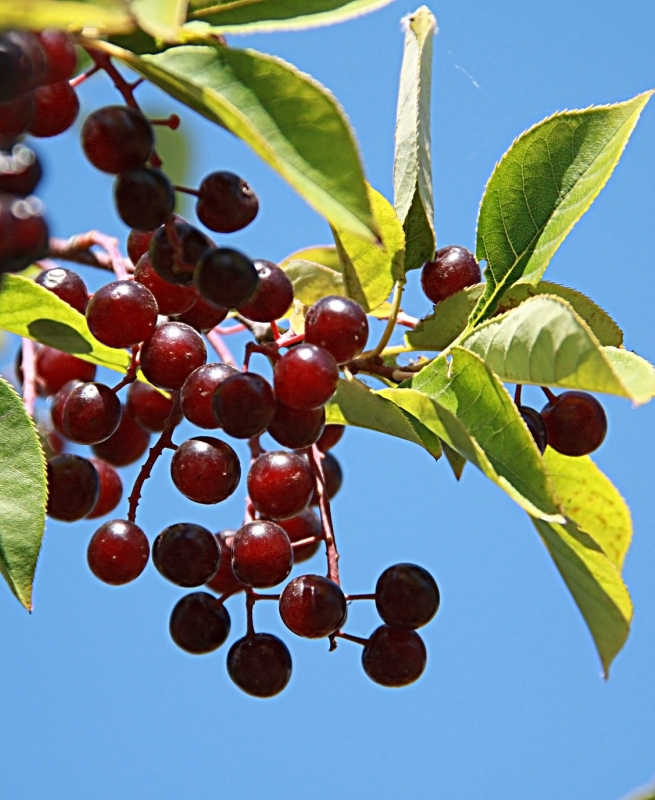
[541,386,557,403]
[216,323,247,335]
[270,320,280,340]
[127,393,183,523]
[335,631,369,646]
[275,331,304,348]
[45,233,133,275]
[347,356,416,384]
[69,65,100,88]
[345,593,376,601]
[291,535,324,549]
[206,328,237,368]
[172,185,199,197]
[21,338,37,418]
[360,277,406,359]
[249,592,281,601]
[243,341,280,371]
[245,591,256,637]
[514,384,522,406]
[111,345,140,393]
[150,114,180,129]
[308,445,340,585]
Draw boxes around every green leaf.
[441,440,466,480]
[0,0,133,33]
[619,782,655,800]
[0,275,131,375]
[470,91,653,328]
[461,295,655,405]
[282,260,345,306]
[544,449,631,570]
[392,349,564,521]
[324,378,442,459]
[332,186,405,311]
[532,518,632,677]
[393,6,436,272]
[132,0,188,40]
[280,245,342,272]
[0,377,47,611]
[110,42,377,241]
[185,0,396,33]
[407,285,483,351]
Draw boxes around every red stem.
[69,64,100,88]
[21,338,37,418]
[514,384,522,406]
[335,631,369,647]
[345,594,376,601]
[275,330,304,349]
[541,386,557,403]
[150,114,180,129]
[216,324,246,335]
[243,341,279,371]
[111,345,140,392]
[308,445,340,585]
[172,185,200,197]
[245,592,256,637]
[291,535,323,549]
[206,328,237,367]
[46,232,132,277]
[127,393,182,522]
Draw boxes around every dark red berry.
[0,96,34,139]
[194,247,259,309]
[236,260,293,322]
[206,532,245,595]
[62,381,122,444]
[248,451,314,521]
[278,508,322,563]
[541,391,607,457]
[212,372,275,439]
[140,321,207,390]
[86,458,123,519]
[127,381,173,433]
[0,34,35,101]
[232,520,293,588]
[114,166,175,231]
[227,633,291,698]
[362,625,427,687]
[375,564,440,629]
[38,426,64,459]
[311,451,342,504]
[91,406,150,467]
[153,522,220,587]
[86,280,158,349]
[0,194,49,272]
[47,454,99,521]
[134,252,197,316]
[5,31,47,89]
[273,344,338,410]
[127,228,154,265]
[305,296,369,364]
[50,379,82,434]
[316,424,344,452]
[170,436,241,505]
[519,405,548,454]
[87,519,149,585]
[174,295,228,332]
[149,220,212,287]
[196,171,259,233]
[180,363,238,429]
[267,401,325,450]
[279,575,346,638]
[28,81,79,138]
[37,29,77,83]
[81,106,154,174]
[421,245,481,304]
[35,267,88,313]
[36,347,96,396]
[170,591,231,654]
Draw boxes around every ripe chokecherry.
[375,564,440,629]
[0,144,42,194]
[170,436,241,505]
[87,519,150,585]
[149,220,212,286]
[0,33,35,101]
[519,405,548,454]
[81,106,154,174]
[153,522,220,587]
[62,381,122,445]
[212,372,276,439]
[50,379,82,435]
[46,454,99,521]
[362,625,427,688]
[248,451,314,520]
[278,508,322,563]
[421,245,481,304]
[180,363,238,429]
[196,171,259,233]
[86,280,158,349]
[206,532,245,595]
[267,401,325,450]
[86,458,123,520]
[273,344,339,410]
[169,592,231,654]
[134,253,197,316]
[316,424,345,452]
[35,346,96,396]
[127,381,173,433]
[91,406,150,467]
[231,520,293,588]
[37,29,77,83]
[140,321,207,390]
[0,195,49,272]
[28,81,79,138]
[236,260,293,323]
[305,295,369,364]
[227,633,291,698]
[0,95,35,140]
[114,166,175,231]
[194,247,259,309]
[35,267,88,314]
[280,575,346,638]
[311,451,343,504]
[174,295,227,332]
[127,227,154,265]
[541,391,607,457]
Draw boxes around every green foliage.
[131,0,188,40]
[185,0,396,33]
[280,246,342,272]
[332,186,405,311]
[0,377,47,611]
[469,91,653,328]
[110,42,378,242]
[393,6,436,272]
[0,0,133,33]
[283,261,344,306]
[461,295,655,404]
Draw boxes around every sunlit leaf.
[280,245,342,272]
[0,0,133,34]
[132,0,188,39]
[283,260,344,306]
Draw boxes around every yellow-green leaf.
[280,245,342,272]
[0,0,133,34]
[282,260,344,306]
[132,0,188,40]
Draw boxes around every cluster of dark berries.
[0,28,81,272]
[420,245,608,457]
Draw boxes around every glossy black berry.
[362,625,427,688]
[194,247,259,309]
[196,171,259,233]
[421,245,481,304]
[227,633,291,698]
[134,253,197,316]
[47,454,99,522]
[81,106,154,174]
[375,564,440,629]
[0,195,49,273]
[169,592,231,654]
[541,391,607,457]
[519,405,548,454]
[236,260,293,322]
[153,522,220,587]
[114,166,175,231]
[149,220,212,287]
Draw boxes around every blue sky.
[0,1,653,798]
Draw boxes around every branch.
[308,445,340,585]
[46,232,132,279]
[206,328,237,367]
[21,338,37,418]
[360,278,406,359]
[347,356,416,383]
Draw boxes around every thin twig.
[335,631,369,646]
[21,338,37,418]
[360,278,406,359]
[308,445,340,585]
[514,384,522,406]
[206,328,237,367]
[347,356,416,384]
[111,345,140,393]
[46,232,131,279]
[345,593,376,601]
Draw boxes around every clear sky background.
[0,1,653,798]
